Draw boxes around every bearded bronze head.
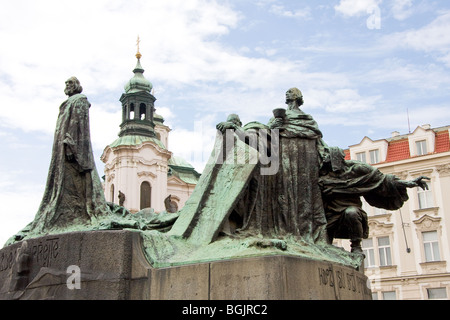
[64,77,83,96]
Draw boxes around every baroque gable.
[368,219,394,237]
[413,214,442,232]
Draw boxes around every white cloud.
[0,189,40,246]
[305,88,380,114]
[270,4,311,19]
[0,0,362,153]
[383,10,450,67]
[334,0,382,17]
[168,113,218,172]
[438,52,450,68]
[397,11,450,50]
[89,105,122,151]
[391,0,414,20]
[0,169,44,246]
[0,1,241,139]
[362,58,450,90]
[334,0,414,20]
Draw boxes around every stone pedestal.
[0,230,371,300]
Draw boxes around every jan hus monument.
[0,54,429,300]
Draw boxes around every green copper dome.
[154,113,164,123]
[124,58,153,94]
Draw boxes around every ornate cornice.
[111,141,172,158]
[436,163,450,177]
[413,207,439,218]
[368,219,394,236]
[409,168,434,178]
[392,171,409,180]
[137,171,157,179]
[413,214,441,231]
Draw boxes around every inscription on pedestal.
[0,249,16,272]
[318,266,370,296]
[0,237,60,274]
[31,237,59,267]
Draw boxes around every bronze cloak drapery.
[170,109,329,245]
[235,109,328,243]
[320,159,410,211]
[319,156,411,239]
[30,94,110,233]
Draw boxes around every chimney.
[391,131,400,137]
[421,124,431,130]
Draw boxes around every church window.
[140,181,152,209]
[140,103,147,120]
[110,184,114,203]
[130,103,135,120]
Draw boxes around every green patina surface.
[4,127,362,270]
[168,156,201,184]
[109,135,166,150]
[140,230,363,269]
[5,189,362,270]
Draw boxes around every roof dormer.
[349,136,389,164]
[408,125,435,157]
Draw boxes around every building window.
[362,239,375,267]
[382,291,396,300]
[423,231,441,262]
[356,152,366,163]
[417,184,434,209]
[129,103,135,120]
[371,292,378,300]
[363,236,394,267]
[110,184,115,203]
[140,103,147,120]
[140,181,152,210]
[416,140,427,156]
[369,149,380,164]
[378,236,392,266]
[427,288,447,300]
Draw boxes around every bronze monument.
[0,82,428,300]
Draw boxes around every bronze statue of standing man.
[29,77,110,234]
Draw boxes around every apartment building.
[336,124,450,300]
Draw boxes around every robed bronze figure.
[29,77,110,234]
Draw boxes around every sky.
[1,0,449,246]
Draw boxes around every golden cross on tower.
[136,35,142,59]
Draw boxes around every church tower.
[118,44,156,138]
[101,41,200,214]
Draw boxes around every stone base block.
[0,230,371,300]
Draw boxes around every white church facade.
[101,51,200,213]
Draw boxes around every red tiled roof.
[435,130,450,153]
[342,128,449,164]
[385,139,410,163]
[344,149,350,160]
